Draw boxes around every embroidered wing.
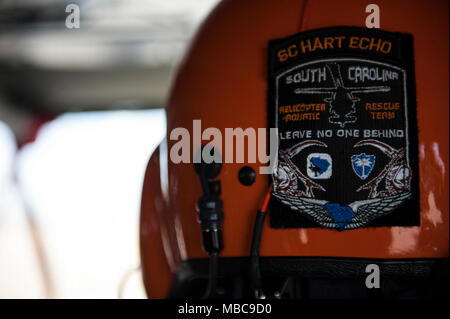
[346,192,412,229]
[272,191,411,230]
[272,193,339,229]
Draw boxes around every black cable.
[194,148,223,299]
[250,210,267,299]
[203,251,219,299]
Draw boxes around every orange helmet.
[140,0,448,298]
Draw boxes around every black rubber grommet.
[238,166,256,186]
[194,146,222,179]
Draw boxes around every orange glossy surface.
[140,0,449,298]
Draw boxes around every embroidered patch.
[351,153,375,180]
[268,27,419,230]
[307,153,332,179]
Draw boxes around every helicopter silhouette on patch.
[294,63,390,127]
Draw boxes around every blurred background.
[0,0,220,298]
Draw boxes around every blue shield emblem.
[351,153,375,180]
